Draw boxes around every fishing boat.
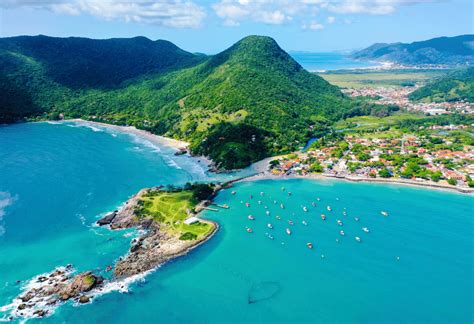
[258,200,262,205]
[266,210,270,216]
[355,236,361,242]
[316,197,321,201]
[248,215,255,220]
[231,191,236,195]
[288,192,292,196]
[340,230,345,236]
[321,214,326,220]
[245,203,250,207]
[286,228,292,235]
[307,243,313,249]
[362,227,369,233]
[266,233,274,240]
[288,220,294,225]
[381,211,389,216]
[267,223,273,229]
[260,192,265,196]
[337,220,343,226]
[303,206,308,212]
[327,206,332,211]
[342,211,347,216]
[302,220,308,226]
[280,203,285,209]
[246,227,253,233]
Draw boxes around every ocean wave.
[0,192,17,237]
[128,134,161,153]
[65,122,105,133]
[165,157,182,170]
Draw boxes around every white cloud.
[302,20,324,30]
[1,0,207,28]
[211,0,442,27]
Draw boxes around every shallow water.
[0,122,472,323]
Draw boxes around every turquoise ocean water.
[0,122,472,323]
[290,52,380,71]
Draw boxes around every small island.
[98,183,219,277]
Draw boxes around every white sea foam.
[129,134,161,153]
[0,192,17,237]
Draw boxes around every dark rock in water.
[58,271,104,301]
[174,148,187,156]
[78,295,90,304]
[37,276,48,283]
[17,304,27,310]
[97,211,117,226]
[20,292,34,302]
[33,309,46,317]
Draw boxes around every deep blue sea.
[290,52,380,71]
[0,122,472,323]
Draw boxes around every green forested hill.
[352,35,474,65]
[0,35,359,169]
[409,67,474,102]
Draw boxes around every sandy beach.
[65,119,214,167]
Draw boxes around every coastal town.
[343,86,473,115]
[268,123,474,192]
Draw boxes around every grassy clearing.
[138,190,215,240]
[334,113,425,131]
[318,70,447,89]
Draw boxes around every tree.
[447,178,457,185]
[430,171,442,182]
[379,169,392,178]
[309,162,324,173]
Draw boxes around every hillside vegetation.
[409,67,474,102]
[1,35,377,169]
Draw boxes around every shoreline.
[238,171,474,194]
[62,119,215,168]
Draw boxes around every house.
[184,217,200,225]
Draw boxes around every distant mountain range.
[352,35,474,65]
[0,35,367,169]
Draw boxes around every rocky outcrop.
[96,211,117,226]
[9,266,104,319]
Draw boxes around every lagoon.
[0,122,472,323]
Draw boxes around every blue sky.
[1,0,472,53]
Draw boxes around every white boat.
[246,227,253,233]
[302,220,308,226]
[266,210,270,216]
[307,242,313,249]
[248,215,255,220]
[267,223,273,229]
[327,206,332,211]
[288,220,294,225]
[381,211,389,217]
[337,220,343,226]
[280,203,285,209]
[354,217,359,222]
[355,236,361,242]
[342,211,347,216]
[245,203,250,207]
[340,230,345,236]
[317,197,321,201]
[258,200,262,205]
[362,227,369,233]
[231,191,236,195]
[266,233,274,240]
[303,206,308,212]
[273,200,277,204]
[286,228,292,235]
[260,192,265,196]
